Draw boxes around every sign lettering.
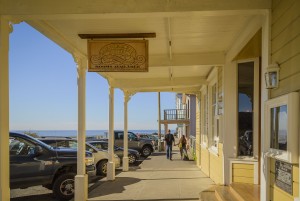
[88,40,148,72]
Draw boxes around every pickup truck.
[114,131,154,157]
[9,132,96,201]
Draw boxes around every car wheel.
[97,160,108,176]
[141,146,152,157]
[128,154,137,164]
[53,173,76,201]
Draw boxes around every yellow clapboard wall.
[201,147,210,176]
[232,163,254,184]
[209,143,224,184]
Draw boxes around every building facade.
[195,1,300,200]
[176,93,196,139]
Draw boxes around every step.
[230,183,260,201]
[200,186,217,201]
[200,192,217,201]
[215,186,239,201]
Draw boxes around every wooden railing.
[163,109,188,120]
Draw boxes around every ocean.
[12,130,172,138]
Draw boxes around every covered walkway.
[88,147,215,201]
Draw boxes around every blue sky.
[9,22,176,131]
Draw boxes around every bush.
[24,131,39,138]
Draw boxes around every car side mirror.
[34,145,43,156]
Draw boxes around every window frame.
[236,58,260,159]
[207,67,219,154]
[200,85,208,148]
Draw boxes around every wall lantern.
[265,63,280,89]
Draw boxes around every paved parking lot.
[10,159,144,201]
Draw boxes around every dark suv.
[9,132,96,201]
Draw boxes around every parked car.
[88,131,154,157]
[114,131,154,157]
[137,134,159,148]
[38,137,121,176]
[88,141,140,164]
[9,132,96,201]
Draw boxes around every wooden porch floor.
[201,183,260,201]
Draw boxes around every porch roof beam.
[118,86,202,94]
[1,0,271,16]
[108,76,207,89]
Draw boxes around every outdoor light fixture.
[265,63,280,89]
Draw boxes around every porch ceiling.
[9,0,270,94]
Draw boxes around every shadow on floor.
[11,193,56,201]
[88,177,141,198]
[94,198,199,201]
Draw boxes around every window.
[200,85,208,147]
[207,67,218,149]
[90,142,103,150]
[10,137,36,156]
[264,92,299,163]
[128,133,138,140]
[270,105,287,151]
[115,132,124,140]
[212,83,218,147]
[237,61,254,157]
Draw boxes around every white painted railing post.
[74,55,88,201]
[0,16,10,201]
[107,86,115,180]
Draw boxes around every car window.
[115,132,124,140]
[68,141,78,149]
[101,143,108,150]
[9,137,36,156]
[41,140,57,147]
[86,143,97,153]
[128,133,137,140]
[90,142,102,149]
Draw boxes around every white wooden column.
[123,91,130,171]
[107,86,115,180]
[0,16,10,201]
[261,11,271,201]
[74,55,88,201]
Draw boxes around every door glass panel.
[270,105,287,150]
[238,62,254,156]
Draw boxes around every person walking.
[165,129,175,160]
[178,135,188,160]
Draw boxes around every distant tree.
[24,131,39,138]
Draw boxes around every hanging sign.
[88,40,148,72]
[275,160,293,195]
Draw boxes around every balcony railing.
[163,109,188,120]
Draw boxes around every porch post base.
[107,161,115,180]
[75,174,88,201]
[123,157,129,171]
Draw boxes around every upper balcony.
[161,109,190,125]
